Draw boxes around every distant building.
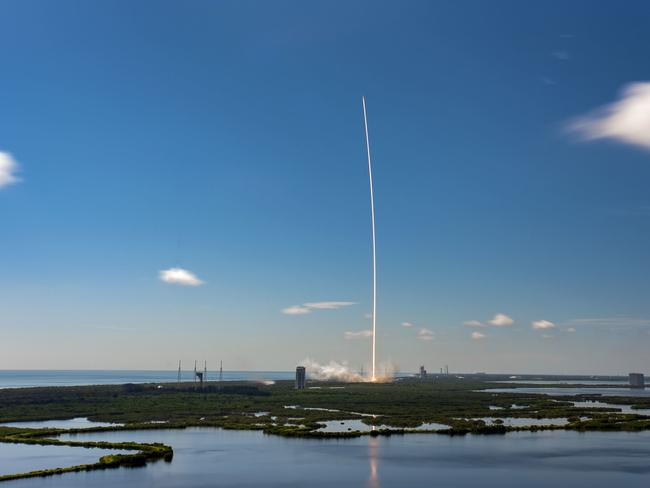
[629,373,645,389]
[419,365,427,379]
[295,366,306,390]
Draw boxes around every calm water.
[0,428,644,487]
[487,387,650,397]
[0,370,295,389]
[0,443,128,476]
[495,380,629,385]
[316,419,450,433]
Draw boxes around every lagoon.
[2,428,646,487]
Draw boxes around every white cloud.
[463,320,484,328]
[401,322,414,328]
[488,313,514,327]
[159,268,204,286]
[471,331,486,340]
[0,152,20,188]
[417,328,434,341]
[364,313,373,319]
[283,301,355,315]
[531,320,556,330]
[542,334,554,339]
[566,317,650,328]
[282,305,311,315]
[567,327,577,333]
[344,330,373,340]
[552,50,570,60]
[303,301,355,310]
[567,82,650,151]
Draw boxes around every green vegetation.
[0,425,172,482]
[1,377,649,481]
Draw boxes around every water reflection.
[368,433,379,488]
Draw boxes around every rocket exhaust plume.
[301,359,397,383]
[302,359,364,382]
[362,96,378,382]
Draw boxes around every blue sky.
[1,1,650,373]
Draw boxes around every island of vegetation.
[1,375,649,481]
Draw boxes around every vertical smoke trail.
[362,96,377,382]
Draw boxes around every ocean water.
[0,370,295,389]
[3,428,647,487]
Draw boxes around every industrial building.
[295,366,306,390]
[629,373,645,389]
[419,366,427,379]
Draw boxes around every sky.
[2,0,650,374]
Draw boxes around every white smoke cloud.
[0,152,20,188]
[159,267,204,286]
[401,322,414,328]
[471,331,486,340]
[567,82,650,151]
[488,313,514,326]
[344,329,372,340]
[282,301,355,315]
[301,359,364,382]
[531,320,556,330]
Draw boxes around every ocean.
[0,370,295,389]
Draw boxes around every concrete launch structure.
[295,366,306,390]
[629,373,645,389]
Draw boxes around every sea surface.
[0,370,295,389]
[3,428,649,487]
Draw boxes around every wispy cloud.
[159,268,204,286]
[464,313,514,329]
[565,317,650,328]
[463,320,484,328]
[567,327,577,333]
[344,330,373,340]
[471,331,486,340]
[567,82,650,151]
[531,320,556,330]
[303,301,355,310]
[552,50,570,60]
[0,152,20,188]
[282,305,311,315]
[417,328,434,341]
[488,313,515,326]
[401,322,414,328]
[282,301,355,315]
